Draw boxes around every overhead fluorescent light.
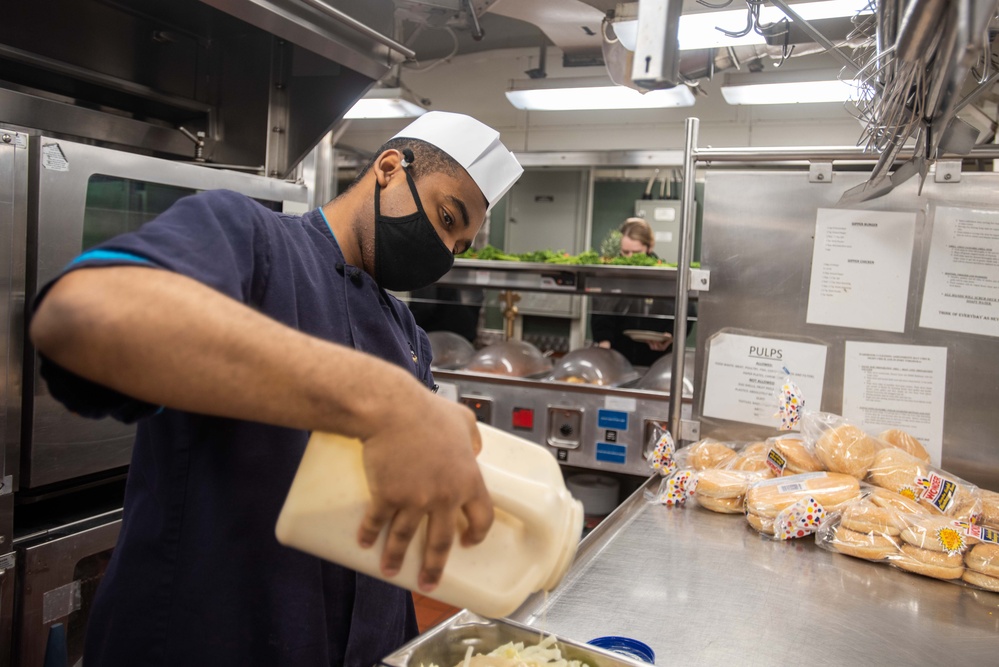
[613,0,873,51]
[505,77,695,111]
[721,79,860,105]
[344,87,427,119]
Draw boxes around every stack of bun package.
[806,412,999,592]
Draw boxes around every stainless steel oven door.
[24,137,308,488]
[14,514,121,667]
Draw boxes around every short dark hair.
[348,137,462,191]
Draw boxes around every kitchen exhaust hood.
[0,0,409,177]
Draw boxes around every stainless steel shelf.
[438,260,694,299]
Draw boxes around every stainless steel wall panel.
[695,170,999,488]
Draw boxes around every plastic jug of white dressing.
[275,422,585,619]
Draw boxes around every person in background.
[591,218,693,367]
[29,111,523,666]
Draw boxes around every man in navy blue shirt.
[30,112,523,665]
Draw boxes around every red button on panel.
[512,407,534,429]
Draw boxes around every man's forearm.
[30,266,422,439]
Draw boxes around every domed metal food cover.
[462,340,553,377]
[635,349,696,396]
[544,347,639,387]
[427,331,476,369]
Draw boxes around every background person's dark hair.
[348,137,464,192]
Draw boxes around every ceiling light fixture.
[721,79,860,105]
[344,87,428,119]
[613,0,873,51]
[505,77,695,111]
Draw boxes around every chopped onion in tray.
[421,635,593,667]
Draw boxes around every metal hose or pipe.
[297,0,416,59]
[669,118,699,442]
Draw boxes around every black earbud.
[401,148,415,168]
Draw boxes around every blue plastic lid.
[586,636,655,664]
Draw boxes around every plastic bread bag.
[646,468,696,507]
[889,512,999,590]
[980,490,999,528]
[645,423,678,477]
[816,490,904,562]
[674,438,739,471]
[799,411,885,480]
[744,472,863,540]
[816,490,999,593]
[692,468,767,515]
[866,448,982,521]
[763,432,825,478]
[724,441,779,478]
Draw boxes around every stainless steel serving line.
[509,478,999,665]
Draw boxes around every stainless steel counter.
[510,478,999,665]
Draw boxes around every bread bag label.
[765,448,787,476]
[953,521,999,546]
[917,472,957,513]
[648,431,677,476]
[755,471,828,489]
[775,496,827,540]
[656,470,695,506]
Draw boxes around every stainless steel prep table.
[509,478,999,665]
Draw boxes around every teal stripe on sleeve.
[70,250,155,266]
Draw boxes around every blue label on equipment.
[597,410,629,430]
[596,443,626,464]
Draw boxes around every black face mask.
[374,167,454,292]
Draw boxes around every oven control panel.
[440,375,690,476]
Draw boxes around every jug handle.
[477,462,560,539]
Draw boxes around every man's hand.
[356,394,493,592]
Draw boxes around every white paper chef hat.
[392,111,523,211]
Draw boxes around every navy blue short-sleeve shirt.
[35,190,436,666]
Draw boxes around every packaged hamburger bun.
[727,442,778,477]
[745,472,862,519]
[696,495,745,514]
[877,428,931,463]
[694,468,760,499]
[839,498,901,536]
[807,417,878,479]
[892,544,966,580]
[897,514,980,554]
[679,439,738,471]
[866,447,929,496]
[692,468,767,515]
[961,568,999,592]
[979,489,999,527]
[744,472,861,540]
[816,492,999,592]
[746,511,775,535]
[764,433,825,476]
[965,543,999,579]
[821,523,900,561]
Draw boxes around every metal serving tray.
[379,610,647,667]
